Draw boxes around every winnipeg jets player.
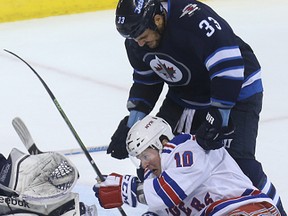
[107,0,286,214]
[0,149,97,216]
[94,116,280,215]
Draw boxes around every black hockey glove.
[107,116,130,159]
[142,212,159,216]
[196,107,235,150]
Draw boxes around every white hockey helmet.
[126,115,174,157]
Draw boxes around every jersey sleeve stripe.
[134,69,155,75]
[242,69,261,88]
[210,66,244,80]
[153,172,187,208]
[205,46,242,70]
[202,192,270,216]
[133,79,163,85]
[128,97,153,107]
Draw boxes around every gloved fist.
[107,116,130,159]
[93,173,138,209]
[196,107,234,150]
[142,212,159,216]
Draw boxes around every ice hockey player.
[94,115,280,215]
[0,148,97,216]
[107,0,286,214]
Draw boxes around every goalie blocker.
[0,148,97,216]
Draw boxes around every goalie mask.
[4,148,79,204]
[126,115,174,157]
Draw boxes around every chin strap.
[136,182,147,205]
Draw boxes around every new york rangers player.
[95,116,280,215]
[107,0,286,214]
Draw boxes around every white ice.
[0,0,287,215]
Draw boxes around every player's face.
[137,147,161,177]
[134,29,161,49]
[133,14,165,49]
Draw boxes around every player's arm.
[107,40,164,159]
[125,39,165,115]
[182,3,243,149]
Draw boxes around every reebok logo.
[0,196,30,208]
[206,112,214,125]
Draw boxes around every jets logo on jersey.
[144,53,191,85]
[180,3,200,18]
[150,56,180,82]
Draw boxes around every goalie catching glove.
[0,148,97,216]
[0,148,78,203]
[93,173,139,209]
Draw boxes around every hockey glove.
[196,107,235,150]
[107,116,130,159]
[93,173,138,209]
[1,148,79,203]
[142,212,160,216]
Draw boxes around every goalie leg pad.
[0,193,81,216]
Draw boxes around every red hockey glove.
[93,173,138,209]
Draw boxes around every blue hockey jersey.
[124,0,262,112]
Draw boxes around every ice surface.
[0,0,287,215]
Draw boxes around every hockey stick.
[12,117,108,155]
[12,117,43,155]
[5,50,127,216]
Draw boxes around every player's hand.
[107,116,130,159]
[93,173,138,209]
[196,107,234,150]
[142,212,160,216]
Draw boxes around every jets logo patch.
[150,55,182,82]
[144,53,191,86]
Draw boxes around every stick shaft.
[5,49,127,216]
[5,49,105,180]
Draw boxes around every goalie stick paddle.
[5,49,128,216]
[13,117,108,155]
[12,117,43,155]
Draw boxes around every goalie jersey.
[142,134,278,215]
[125,0,262,112]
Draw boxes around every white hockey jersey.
[142,134,277,215]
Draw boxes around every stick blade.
[12,117,42,154]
